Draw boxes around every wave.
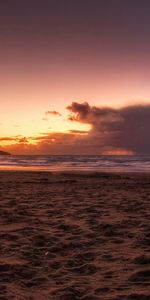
[0,155,150,172]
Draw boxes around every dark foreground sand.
[0,171,150,300]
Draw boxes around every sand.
[0,171,150,300]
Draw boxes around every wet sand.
[0,171,150,300]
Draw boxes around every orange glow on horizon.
[102,149,135,156]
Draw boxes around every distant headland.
[0,151,11,155]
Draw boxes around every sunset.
[1,0,150,155]
[0,1,150,299]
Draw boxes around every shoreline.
[1,167,150,174]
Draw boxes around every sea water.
[0,155,150,172]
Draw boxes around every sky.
[0,0,150,154]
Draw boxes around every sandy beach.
[0,171,150,300]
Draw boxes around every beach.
[0,171,150,300]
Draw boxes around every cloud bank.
[67,102,150,155]
[2,102,150,155]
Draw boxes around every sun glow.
[102,149,135,156]
[0,112,91,149]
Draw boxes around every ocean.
[0,155,150,172]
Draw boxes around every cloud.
[4,131,91,155]
[0,136,30,145]
[0,137,19,142]
[2,102,150,155]
[13,124,20,127]
[68,129,88,134]
[67,102,150,155]
[18,137,29,144]
[45,110,62,117]
[67,102,119,125]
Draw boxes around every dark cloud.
[67,102,150,154]
[67,102,117,123]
